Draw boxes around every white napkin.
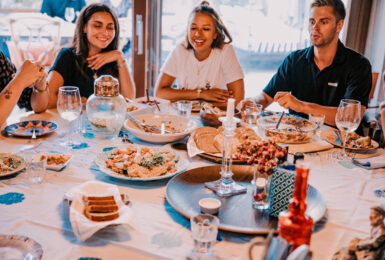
[352,155,385,169]
[287,138,333,154]
[64,181,132,242]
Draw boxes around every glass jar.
[86,75,126,139]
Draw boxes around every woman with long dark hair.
[155,1,244,106]
[47,3,135,107]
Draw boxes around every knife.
[333,130,342,145]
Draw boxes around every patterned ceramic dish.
[0,153,26,177]
[38,153,73,171]
[0,234,43,259]
[5,120,57,137]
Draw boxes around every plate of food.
[125,101,147,113]
[5,120,57,137]
[95,145,188,181]
[38,153,72,171]
[322,131,379,151]
[191,100,203,112]
[258,115,317,144]
[199,103,241,127]
[124,113,198,143]
[133,96,169,106]
[0,153,26,177]
[0,234,43,259]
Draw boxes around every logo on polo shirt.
[328,82,338,87]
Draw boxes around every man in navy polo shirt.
[244,0,371,126]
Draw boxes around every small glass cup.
[244,103,263,128]
[190,214,219,256]
[176,100,192,118]
[28,155,46,184]
[309,113,325,137]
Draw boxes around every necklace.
[92,69,97,79]
[196,60,206,76]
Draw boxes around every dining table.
[0,107,384,260]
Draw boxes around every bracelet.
[34,82,48,93]
[117,59,126,68]
[197,88,202,99]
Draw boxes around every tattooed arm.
[0,60,46,126]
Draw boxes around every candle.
[256,177,266,189]
[226,98,235,120]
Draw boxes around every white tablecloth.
[0,109,384,260]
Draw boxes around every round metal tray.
[166,165,326,234]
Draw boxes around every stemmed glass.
[65,7,75,23]
[57,86,82,147]
[335,99,361,159]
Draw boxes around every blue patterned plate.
[5,120,57,137]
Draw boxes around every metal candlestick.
[205,117,247,196]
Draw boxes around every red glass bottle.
[278,160,314,250]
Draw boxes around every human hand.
[34,77,47,92]
[14,60,46,88]
[274,92,302,111]
[238,99,255,121]
[87,50,123,70]
[201,88,231,103]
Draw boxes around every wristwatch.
[197,89,202,99]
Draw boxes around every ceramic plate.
[0,154,26,177]
[133,97,169,106]
[0,234,43,259]
[124,114,198,143]
[5,120,57,137]
[166,165,326,234]
[95,146,188,181]
[191,100,203,112]
[323,131,379,151]
[126,102,147,114]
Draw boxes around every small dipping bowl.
[199,198,221,215]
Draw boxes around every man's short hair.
[311,0,346,21]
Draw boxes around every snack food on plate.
[40,154,71,165]
[341,132,372,149]
[83,195,120,222]
[105,145,178,178]
[0,154,22,173]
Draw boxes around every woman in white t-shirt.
[155,1,244,106]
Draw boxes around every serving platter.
[5,120,57,137]
[0,234,43,259]
[322,131,379,151]
[0,153,26,177]
[95,146,188,181]
[166,165,326,234]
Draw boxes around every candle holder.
[205,116,247,197]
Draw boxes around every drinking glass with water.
[244,103,263,128]
[309,113,325,137]
[190,214,219,256]
[176,100,192,117]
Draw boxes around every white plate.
[0,234,43,259]
[95,146,189,181]
[124,114,198,143]
[41,153,72,171]
[133,96,169,105]
[126,102,147,114]
[0,154,26,177]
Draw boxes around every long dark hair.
[185,1,232,49]
[72,3,120,76]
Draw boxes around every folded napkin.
[287,138,333,154]
[64,180,132,242]
[352,155,385,169]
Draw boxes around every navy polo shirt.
[263,40,372,118]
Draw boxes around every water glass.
[244,103,263,127]
[176,100,192,117]
[309,113,325,137]
[28,156,46,184]
[190,214,219,255]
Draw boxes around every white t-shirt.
[161,42,244,90]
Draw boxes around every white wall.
[365,0,385,102]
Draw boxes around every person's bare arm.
[226,79,244,106]
[273,92,366,126]
[47,70,64,108]
[31,77,49,113]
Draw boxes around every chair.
[6,16,61,69]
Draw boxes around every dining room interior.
[0,0,385,259]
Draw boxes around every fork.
[31,128,37,140]
[127,114,173,134]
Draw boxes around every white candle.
[256,177,266,189]
[226,98,235,120]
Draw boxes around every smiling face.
[188,12,217,60]
[84,11,115,55]
[308,6,343,48]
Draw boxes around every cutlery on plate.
[126,114,173,134]
[31,128,37,139]
[333,130,343,145]
[275,111,285,129]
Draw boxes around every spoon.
[275,111,285,129]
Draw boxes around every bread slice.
[84,210,119,222]
[83,195,115,201]
[86,200,117,206]
[196,133,220,153]
[86,204,119,213]
[193,127,218,142]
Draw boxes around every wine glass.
[335,99,361,159]
[65,7,75,23]
[57,86,82,147]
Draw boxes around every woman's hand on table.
[87,50,124,70]
[201,88,231,103]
